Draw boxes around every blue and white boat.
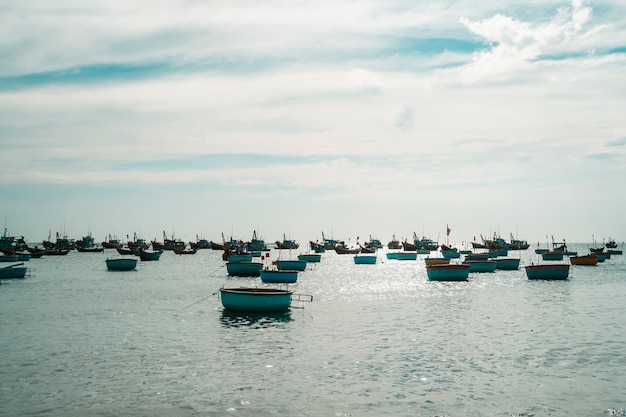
[219,287,293,312]
[525,264,569,280]
[106,257,137,271]
[353,255,377,264]
[226,261,263,277]
[260,269,298,283]
[426,264,470,281]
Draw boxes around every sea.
[1,243,625,417]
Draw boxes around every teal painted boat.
[0,263,27,279]
[442,250,461,259]
[464,253,489,261]
[396,252,417,261]
[219,287,293,312]
[139,249,163,261]
[525,264,569,280]
[106,257,137,271]
[260,269,298,283]
[495,258,520,270]
[426,264,470,281]
[386,252,398,260]
[541,251,564,261]
[353,255,377,264]
[276,260,307,271]
[227,254,253,263]
[463,260,497,272]
[298,253,321,263]
[226,261,262,277]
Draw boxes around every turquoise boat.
[386,252,398,260]
[353,255,377,264]
[219,287,293,312]
[426,264,470,281]
[227,254,253,263]
[525,264,569,280]
[495,258,520,270]
[442,250,460,259]
[0,263,27,279]
[396,252,417,261]
[464,253,489,261]
[260,269,298,283]
[298,253,321,263]
[139,249,163,261]
[106,257,137,271]
[276,259,307,271]
[226,261,262,277]
[463,260,497,272]
[541,251,564,261]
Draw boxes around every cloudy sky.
[1,0,625,247]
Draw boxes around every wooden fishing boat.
[219,287,293,313]
[525,264,569,280]
[105,257,137,271]
[0,263,27,279]
[387,235,402,250]
[43,248,70,256]
[275,234,299,250]
[173,247,197,255]
[226,261,262,277]
[260,268,298,283]
[426,264,470,281]
[569,255,598,266]
[353,254,377,264]
[334,246,360,255]
[495,258,520,270]
[76,246,104,253]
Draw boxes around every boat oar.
[181,292,218,311]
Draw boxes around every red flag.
[446,225,451,236]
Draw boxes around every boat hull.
[139,250,163,261]
[426,264,470,281]
[495,258,520,270]
[106,258,137,271]
[298,254,321,263]
[569,255,598,266]
[424,257,450,266]
[276,260,307,271]
[220,287,292,312]
[260,269,298,283]
[463,260,497,272]
[353,255,377,264]
[0,265,27,278]
[396,252,417,261]
[226,262,262,277]
[525,264,569,280]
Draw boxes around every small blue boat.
[426,264,470,281]
[353,255,377,264]
[525,264,569,280]
[219,287,293,312]
[386,252,398,260]
[464,253,489,261]
[298,253,321,263]
[276,259,307,271]
[226,261,263,277]
[260,269,298,283]
[396,252,417,261]
[463,260,497,272]
[495,258,520,270]
[106,257,137,271]
[541,251,564,261]
[139,249,163,261]
[0,263,27,279]
[442,250,461,259]
[227,254,253,263]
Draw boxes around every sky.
[1,0,625,247]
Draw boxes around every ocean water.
[1,244,625,417]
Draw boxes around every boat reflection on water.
[219,310,293,328]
